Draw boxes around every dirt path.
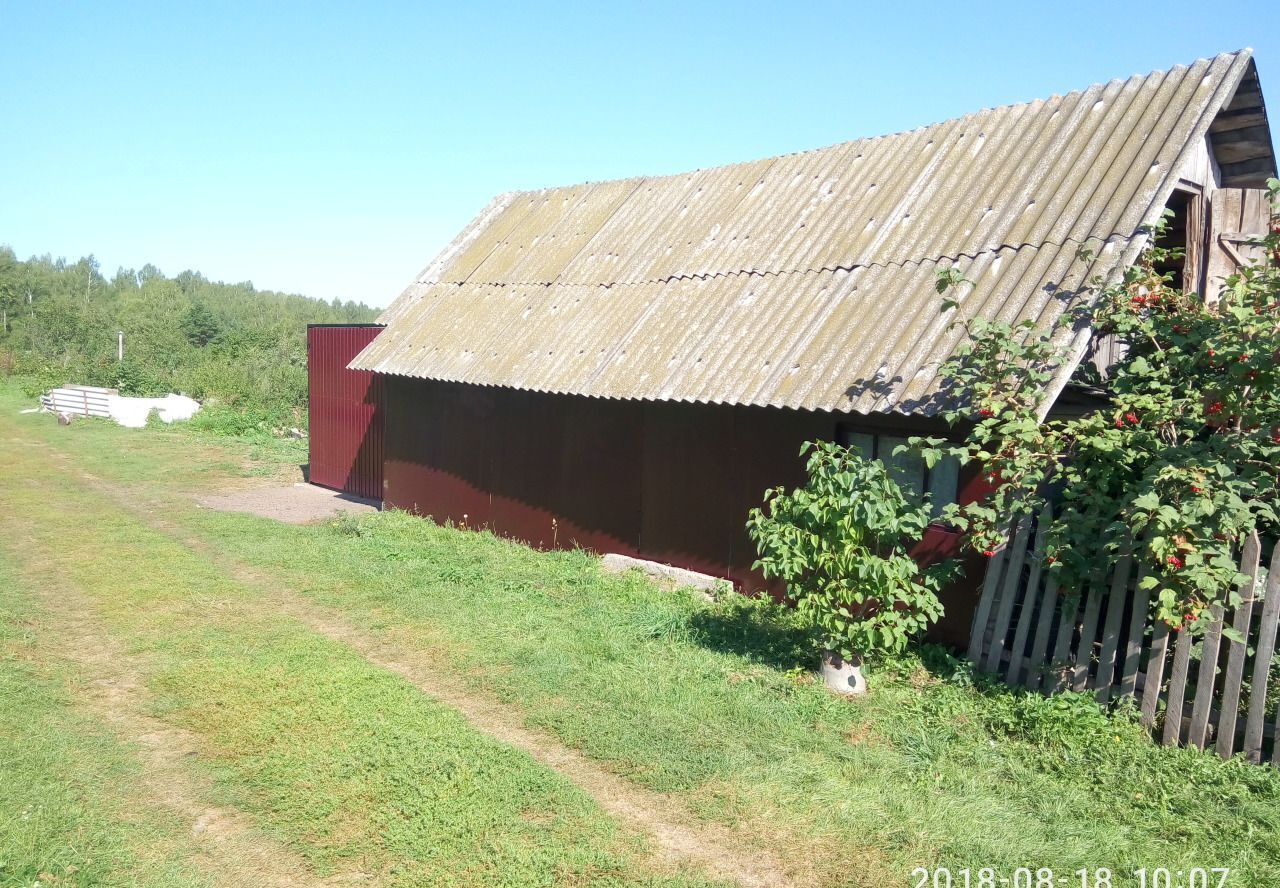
[197,483,379,524]
[6,531,361,888]
[39,445,803,888]
[269,593,795,888]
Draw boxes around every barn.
[314,50,1275,642]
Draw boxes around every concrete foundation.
[601,553,728,599]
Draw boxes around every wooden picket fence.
[967,505,1280,765]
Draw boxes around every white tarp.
[106,393,201,428]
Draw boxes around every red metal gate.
[307,324,385,500]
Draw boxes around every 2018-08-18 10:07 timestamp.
[910,868,1231,888]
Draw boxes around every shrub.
[921,180,1280,632]
[746,441,960,675]
[187,403,292,439]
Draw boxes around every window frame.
[836,424,961,522]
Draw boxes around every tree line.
[0,245,378,431]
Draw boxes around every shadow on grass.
[687,597,819,672]
[686,593,980,685]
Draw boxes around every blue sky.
[2,1,1276,308]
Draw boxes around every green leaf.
[1221,626,1246,646]
[1133,492,1160,511]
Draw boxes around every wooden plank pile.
[41,385,116,419]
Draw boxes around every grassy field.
[0,391,721,888]
[0,555,212,888]
[2,378,1279,887]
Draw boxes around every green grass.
[0,405,719,888]
[3,380,306,488]
[182,403,310,476]
[202,510,1280,883]
[4,378,1280,886]
[0,556,209,888]
[152,625,681,887]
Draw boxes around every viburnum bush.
[747,441,960,667]
[914,180,1280,636]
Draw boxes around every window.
[839,429,960,520]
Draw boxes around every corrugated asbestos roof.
[354,51,1275,416]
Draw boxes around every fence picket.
[1024,574,1060,692]
[1073,583,1104,691]
[1095,546,1133,704]
[1243,542,1280,763]
[1162,627,1194,746]
[984,514,1033,674]
[1217,533,1260,760]
[1187,603,1226,750]
[967,541,1010,664]
[1049,594,1080,692]
[1140,621,1170,727]
[1006,507,1052,686]
[1118,557,1151,700]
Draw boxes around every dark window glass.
[838,429,959,519]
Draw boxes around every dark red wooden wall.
[381,377,990,645]
[307,325,385,500]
